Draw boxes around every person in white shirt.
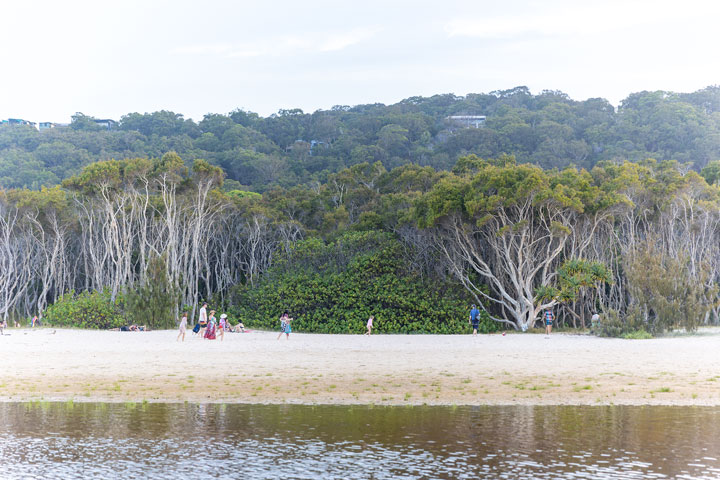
[198,303,208,338]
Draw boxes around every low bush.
[44,289,126,329]
[230,231,499,334]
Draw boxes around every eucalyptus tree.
[416,155,620,330]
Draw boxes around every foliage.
[43,289,126,329]
[624,243,718,335]
[229,231,497,334]
[125,252,180,330]
[595,308,648,338]
[4,86,720,191]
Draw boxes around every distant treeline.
[4,85,720,191]
[2,152,720,335]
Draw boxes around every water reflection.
[1,403,719,479]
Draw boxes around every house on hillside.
[445,115,486,129]
[93,118,117,130]
[7,118,37,128]
[39,122,70,130]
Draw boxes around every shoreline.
[1,328,719,406]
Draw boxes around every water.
[1,403,720,479]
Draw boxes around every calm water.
[1,403,720,479]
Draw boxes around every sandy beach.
[1,328,719,405]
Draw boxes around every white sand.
[1,328,719,405]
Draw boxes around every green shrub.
[596,308,649,338]
[230,231,499,334]
[44,289,126,329]
[621,329,653,340]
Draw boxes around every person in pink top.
[177,312,188,342]
[365,315,374,335]
[218,313,228,341]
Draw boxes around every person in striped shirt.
[544,309,554,337]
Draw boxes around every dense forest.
[4,86,720,192]
[3,86,720,335]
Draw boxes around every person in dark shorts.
[469,304,480,336]
[544,309,554,337]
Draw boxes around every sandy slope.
[0,328,719,405]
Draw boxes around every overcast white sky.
[1,0,719,123]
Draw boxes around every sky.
[1,0,719,123]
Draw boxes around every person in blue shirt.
[469,304,480,336]
[544,309,554,337]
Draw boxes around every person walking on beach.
[218,313,228,341]
[469,304,480,336]
[205,310,217,340]
[198,302,208,338]
[590,311,600,335]
[177,312,188,342]
[544,308,554,337]
[365,315,374,335]
[277,311,293,340]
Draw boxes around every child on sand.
[365,315,374,335]
[277,311,293,340]
[177,312,188,342]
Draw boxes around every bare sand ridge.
[1,328,719,405]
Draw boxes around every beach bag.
[192,323,201,334]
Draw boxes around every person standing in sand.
[469,304,480,336]
[277,311,293,340]
[205,310,217,340]
[365,315,374,335]
[544,308,554,337]
[218,313,228,341]
[177,312,188,342]
[198,302,208,338]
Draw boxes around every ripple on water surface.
[1,403,720,479]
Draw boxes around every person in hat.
[218,313,228,341]
[204,310,217,340]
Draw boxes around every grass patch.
[621,330,653,340]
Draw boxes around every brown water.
[1,403,720,479]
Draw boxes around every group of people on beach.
[176,302,246,342]
[176,305,378,341]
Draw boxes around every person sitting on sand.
[231,320,246,333]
